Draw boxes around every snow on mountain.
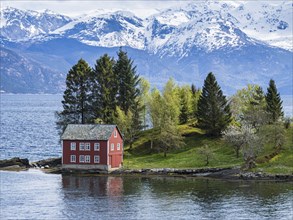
[51,10,145,49]
[145,1,292,56]
[0,2,292,95]
[0,7,72,41]
[149,4,251,57]
[0,2,291,51]
[211,1,293,51]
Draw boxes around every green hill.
[123,123,293,175]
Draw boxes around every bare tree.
[197,144,214,166]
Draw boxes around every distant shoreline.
[1,157,292,181]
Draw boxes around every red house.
[61,124,123,171]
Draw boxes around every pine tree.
[179,96,189,124]
[56,59,92,134]
[196,72,231,137]
[91,54,117,124]
[265,79,284,122]
[190,84,201,120]
[114,48,140,114]
[179,85,193,124]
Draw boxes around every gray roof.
[61,124,118,140]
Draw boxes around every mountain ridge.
[0,1,292,96]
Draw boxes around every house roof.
[61,124,119,140]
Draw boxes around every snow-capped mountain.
[0,7,72,41]
[51,10,145,49]
[1,1,291,51]
[0,1,292,95]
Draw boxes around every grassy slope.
[254,126,293,174]
[123,123,293,174]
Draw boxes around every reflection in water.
[1,170,292,219]
[62,175,123,197]
[60,175,293,219]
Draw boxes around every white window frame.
[94,155,100,163]
[70,142,76,151]
[85,143,90,151]
[114,130,117,138]
[70,155,76,163]
[79,155,85,163]
[117,143,120,151]
[79,143,85,151]
[85,155,90,163]
[111,143,114,151]
[94,143,100,151]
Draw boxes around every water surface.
[1,170,292,220]
[0,94,62,161]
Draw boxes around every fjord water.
[1,170,293,219]
[0,94,293,219]
[0,94,62,161]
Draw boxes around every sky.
[0,0,191,18]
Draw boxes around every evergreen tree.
[190,84,201,120]
[265,79,284,122]
[114,48,140,114]
[179,85,193,124]
[56,59,92,135]
[91,54,117,124]
[196,72,231,136]
[191,83,197,95]
[179,95,189,124]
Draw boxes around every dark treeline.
[56,48,286,162]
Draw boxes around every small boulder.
[0,157,30,168]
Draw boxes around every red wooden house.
[61,124,123,171]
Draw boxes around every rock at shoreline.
[0,157,30,168]
[33,157,61,168]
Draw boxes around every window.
[79,155,85,163]
[85,155,90,163]
[94,155,100,163]
[79,143,85,151]
[85,143,90,151]
[111,143,114,151]
[114,130,117,138]
[70,142,76,151]
[117,143,121,151]
[94,143,100,151]
[70,155,76,163]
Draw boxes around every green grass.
[253,127,293,174]
[123,123,242,169]
[123,123,293,174]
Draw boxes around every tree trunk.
[164,151,167,157]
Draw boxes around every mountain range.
[0,1,292,95]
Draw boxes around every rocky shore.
[0,157,61,172]
[1,157,292,181]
